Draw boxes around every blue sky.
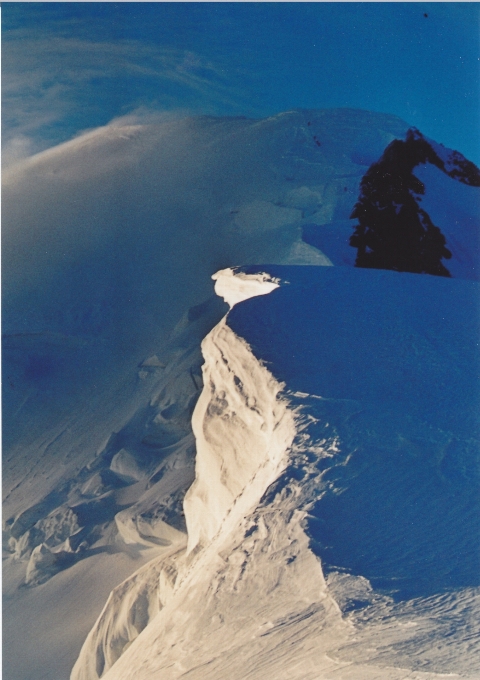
[3,2,480,165]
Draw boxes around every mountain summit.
[3,109,479,680]
[350,128,480,277]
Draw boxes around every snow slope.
[3,109,479,679]
[73,266,479,679]
[4,108,406,512]
[3,108,411,680]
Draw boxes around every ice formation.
[73,266,479,679]
[3,109,480,680]
[211,267,281,309]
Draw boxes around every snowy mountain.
[2,109,479,680]
[349,128,480,277]
[73,266,480,680]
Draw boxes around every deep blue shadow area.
[301,222,356,266]
[307,430,480,600]
[229,266,480,437]
[228,265,480,600]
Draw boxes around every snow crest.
[70,267,478,680]
[71,270,297,678]
[211,267,281,308]
[184,309,295,554]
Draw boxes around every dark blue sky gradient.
[3,2,479,164]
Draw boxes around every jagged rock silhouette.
[350,129,480,276]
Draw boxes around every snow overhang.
[212,268,280,309]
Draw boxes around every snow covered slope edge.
[76,266,480,679]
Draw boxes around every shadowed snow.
[3,110,479,680]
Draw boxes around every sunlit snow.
[212,267,281,309]
[3,110,479,680]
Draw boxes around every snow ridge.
[71,270,297,678]
[4,109,479,680]
[184,297,295,554]
[73,266,480,680]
